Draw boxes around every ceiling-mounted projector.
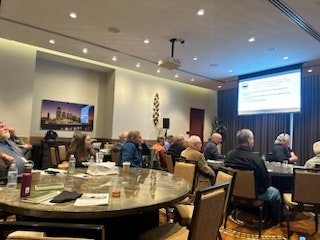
[158,38,184,70]
[158,57,181,70]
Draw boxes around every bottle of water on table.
[7,163,18,189]
[68,154,76,174]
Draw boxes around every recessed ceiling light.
[112,56,117,61]
[49,39,55,44]
[248,37,255,42]
[69,12,77,19]
[193,57,198,61]
[82,48,88,54]
[175,73,179,78]
[283,56,289,60]
[144,39,150,44]
[136,63,140,68]
[229,69,233,73]
[157,68,161,73]
[197,9,205,16]
[190,78,195,82]
[218,85,222,89]
[307,68,313,73]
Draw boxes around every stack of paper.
[74,193,109,206]
[21,191,61,203]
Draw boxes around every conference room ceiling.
[0,0,320,90]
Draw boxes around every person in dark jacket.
[224,128,281,226]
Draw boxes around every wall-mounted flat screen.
[40,99,94,131]
[237,67,301,115]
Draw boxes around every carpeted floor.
[221,211,320,240]
[160,209,320,240]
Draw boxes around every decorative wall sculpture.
[153,93,160,126]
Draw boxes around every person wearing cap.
[272,133,298,164]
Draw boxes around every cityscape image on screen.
[40,99,94,131]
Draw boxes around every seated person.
[8,127,32,156]
[204,132,225,160]
[0,123,27,178]
[66,133,97,167]
[304,141,320,168]
[167,134,186,164]
[164,134,174,151]
[111,130,128,152]
[181,135,215,191]
[272,133,298,164]
[119,130,143,168]
[224,129,282,226]
[151,136,167,169]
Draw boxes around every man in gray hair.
[225,129,282,226]
[272,133,298,164]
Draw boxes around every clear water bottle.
[7,163,18,189]
[68,154,76,174]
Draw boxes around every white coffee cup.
[122,162,130,174]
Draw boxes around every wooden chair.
[231,170,266,238]
[138,182,229,240]
[0,221,105,240]
[175,166,236,227]
[165,153,174,173]
[50,147,68,169]
[58,145,67,162]
[283,168,320,238]
[174,160,197,202]
[110,150,120,164]
[50,147,58,167]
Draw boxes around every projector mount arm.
[170,38,185,58]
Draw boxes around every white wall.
[113,69,217,141]
[0,38,217,141]
[0,39,36,137]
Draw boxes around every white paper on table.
[74,193,109,206]
[86,162,118,176]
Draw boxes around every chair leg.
[315,212,318,233]
[258,205,263,239]
[285,205,291,239]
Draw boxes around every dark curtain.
[217,74,320,165]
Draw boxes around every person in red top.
[152,135,167,169]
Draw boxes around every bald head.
[211,133,222,144]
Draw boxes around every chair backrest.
[58,145,67,162]
[50,147,58,167]
[292,168,320,205]
[232,170,257,200]
[0,221,105,240]
[188,182,229,240]
[215,167,236,228]
[165,154,174,173]
[174,160,197,193]
[110,150,120,164]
